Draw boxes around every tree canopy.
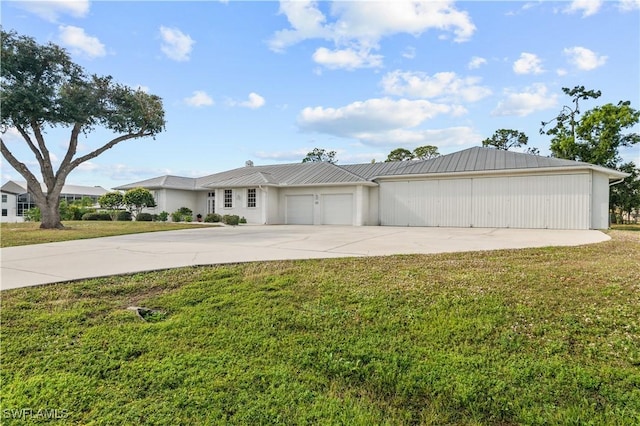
[0,29,166,228]
[541,86,639,168]
[385,145,440,162]
[123,188,156,218]
[302,148,337,164]
[482,129,529,151]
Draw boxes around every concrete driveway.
[1,225,610,290]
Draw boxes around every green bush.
[82,212,112,221]
[177,207,193,216]
[24,207,41,222]
[184,215,193,222]
[136,213,153,222]
[239,216,247,224]
[158,211,169,222]
[204,213,221,223]
[116,211,132,221]
[222,214,240,226]
[170,212,182,222]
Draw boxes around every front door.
[207,192,215,214]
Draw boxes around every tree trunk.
[39,196,64,229]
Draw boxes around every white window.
[247,188,256,208]
[1,194,7,203]
[224,189,233,208]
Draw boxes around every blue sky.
[2,0,639,190]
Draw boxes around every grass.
[1,232,639,425]
[0,221,212,248]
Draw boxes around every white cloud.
[492,84,558,117]
[230,92,266,109]
[58,26,106,58]
[184,91,214,107]
[563,46,607,70]
[269,0,475,69]
[468,56,487,69]
[556,68,568,76]
[297,98,467,145]
[159,26,194,62]
[564,0,603,17]
[619,0,640,11]
[13,0,89,22]
[381,70,492,102]
[1,127,23,143]
[402,46,416,59]
[513,52,544,74]
[134,85,150,93]
[312,47,383,70]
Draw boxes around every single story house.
[115,147,628,230]
[0,181,109,223]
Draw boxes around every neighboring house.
[115,147,628,230]
[0,181,109,223]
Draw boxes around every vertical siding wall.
[590,172,610,229]
[380,172,592,229]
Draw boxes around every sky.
[1,0,639,190]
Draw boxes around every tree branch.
[67,130,151,172]
[0,138,46,202]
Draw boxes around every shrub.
[158,211,169,222]
[170,212,182,222]
[24,207,41,222]
[184,215,193,222]
[204,213,221,223]
[177,207,193,216]
[222,214,240,226]
[116,211,132,221]
[239,216,247,224]
[136,213,153,222]
[82,212,111,221]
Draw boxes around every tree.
[0,30,165,229]
[99,191,124,221]
[123,188,156,219]
[412,145,440,160]
[386,146,440,162]
[540,86,640,168]
[385,148,414,162]
[302,148,337,164]
[610,162,640,223]
[482,129,528,150]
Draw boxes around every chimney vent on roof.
[245,160,254,167]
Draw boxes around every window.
[247,188,256,208]
[224,189,233,208]
[1,194,7,203]
[16,193,36,216]
[2,209,7,217]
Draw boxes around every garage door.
[380,174,590,229]
[380,179,471,227]
[321,194,353,225]
[285,195,314,225]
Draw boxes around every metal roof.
[1,181,109,196]
[113,147,628,191]
[114,175,197,191]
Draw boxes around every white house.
[0,181,109,223]
[115,147,628,230]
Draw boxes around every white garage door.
[380,174,590,229]
[285,195,314,225]
[380,179,471,227]
[321,194,353,225]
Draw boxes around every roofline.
[373,165,630,181]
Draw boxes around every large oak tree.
[1,29,165,229]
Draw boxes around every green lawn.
[1,230,638,425]
[0,221,212,248]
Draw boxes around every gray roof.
[114,175,197,191]
[197,161,373,189]
[1,180,109,196]
[113,147,628,191]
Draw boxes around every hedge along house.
[115,147,628,230]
